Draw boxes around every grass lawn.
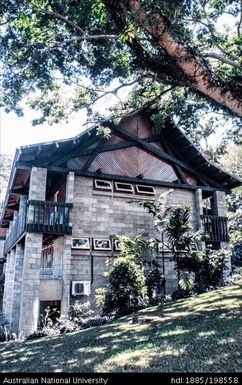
[0,284,242,373]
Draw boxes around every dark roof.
[162,120,241,190]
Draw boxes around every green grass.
[1,284,242,373]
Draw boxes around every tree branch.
[34,7,85,35]
[109,0,242,117]
[204,52,240,68]
[93,74,161,103]
[198,8,239,62]
[85,86,175,126]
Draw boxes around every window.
[135,184,156,195]
[113,240,122,251]
[94,179,112,191]
[72,238,90,249]
[93,238,112,250]
[41,245,54,269]
[114,182,134,193]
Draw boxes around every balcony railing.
[4,200,73,255]
[201,215,229,243]
[4,202,27,255]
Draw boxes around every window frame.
[114,181,134,193]
[93,238,112,251]
[94,179,112,191]
[135,184,156,195]
[71,237,90,250]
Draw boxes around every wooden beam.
[71,169,229,193]
[160,136,188,185]
[164,141,209,187]
[78,135,158,156]
[52,132,100,167]
[111,124,222,188]
[82,138,107,172]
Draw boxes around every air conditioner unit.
[72,281,91,296]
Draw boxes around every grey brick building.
[0,112,241,337]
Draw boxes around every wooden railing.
[26,200,73,234]
[4,200,73,254]
[201,215,229,242]
[4,202,27,255]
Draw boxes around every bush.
[0,326,18,342]
[224,267,242,286]
[27,302,115,340]
[194,249,230,292]
[171,289,193,300]
[101,257,147,316]
[69,301,94,321]
[231,241,242,267]
[145,267,165,304]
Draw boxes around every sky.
[0,79,130,155]
[0,106,88,155]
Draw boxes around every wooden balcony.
[4,202,27,255]
[201,215,229,243]
[4,200,73,255]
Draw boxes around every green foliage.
[28,301,115,340]
[226,188,242,213]
[218,144,242,178]
[100,257,147,316]
[195,249,230,291]
[117,233,150,259]
[39,306,60,328]
[69,302,94,321]
[0,0,241,138]
[136,189,173,233]
[179,272,195,291]
[0,326,18,342]
[145,267,165,302]
[165,206,193,255]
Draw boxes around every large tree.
[0,0,241,134]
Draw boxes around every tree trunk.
[115,0,242,117]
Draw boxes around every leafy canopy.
[0,0,241,138]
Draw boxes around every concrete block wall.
[10,244,25,333]
[68,176,198,306]
[18,232,43,336]
[3,168,223,335]
[2,252,13,321]
[17,167,47,336]
[211,191,227,217]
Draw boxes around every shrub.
[0,326,18,342]
[171,289,192,301]
[69,301,94,321]
[145,267,165,303]
[194,249,230,292]
[101,257,147,316]
[224,267,242,286]
[27,303,115,340]
[231,241,242,267]
[39,306,60,329]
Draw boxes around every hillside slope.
[0,284,242,373]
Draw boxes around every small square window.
[93,238,112,250]
[136,184,156,195]
[114,182,134,193]
[72,238,90,249]
[113,240,122,251]
[94,179,112,191]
